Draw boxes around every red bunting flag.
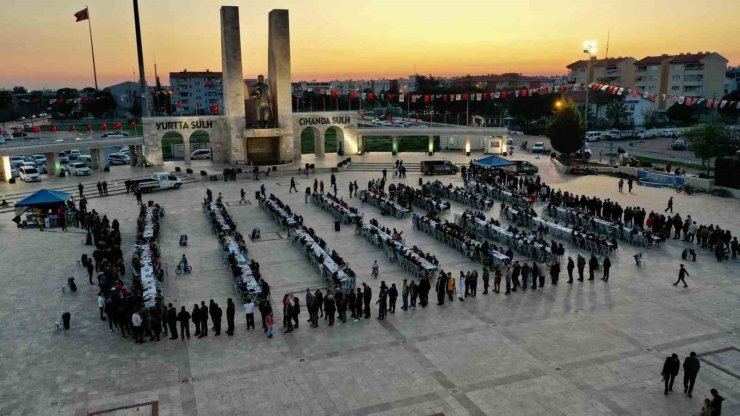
[424,95,431,104]
[32,126,41,133]
[387,94,395,101]
[176,101,183,109]
[210,104,219,115]
[501,91,508,99]
[521,90,528,97]
[114,122,122,130]
[462,94,469,100]
[100,123,108,131]
[86,123,92,131]
[49,125,58,132]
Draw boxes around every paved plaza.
[0,148,738,416]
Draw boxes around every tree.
[605,100,629,128]
[414,74,444,94]
[12,86,27,94]
[642,109,661,129]
[666,103,706,126]
[684,123,737,176]
[546,99,585,156]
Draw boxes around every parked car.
[0,136,5,145]
[18,165,41,182]
[637,129,658,139]
[585,131,602,142]
[65,162,92,176]
[131,172,183,192]
[12,131,27,138]
[58,152,70,165]
[107,153,130,165]
[77,155,93,166]
[101,131,129,138]
[531,142,546,153]
[190,149,211,160]
[10,156,25,167]
[671,139,687,150]
[662,129,678,138]
[31,154,47,165]
[67,149,81,160]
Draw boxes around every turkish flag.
[177,101,183,109]
[210,104,219,115]
[501,91,508,99]
[331,90,338,97]
[74,8,89,22]
[69,125,76,132]
[100,123,108,131]
[49,125,58,132]
[367,93,375,101]
[86,123,92,131]
[424,95,431,104]
[387,94,395,101]
[32,126,41,133]
[129,121,137,128]
[114,122,122,130]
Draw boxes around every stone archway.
[161,131,186,161]
[189,130,211,161]
[325,126,345,155]
[300,126,323,156]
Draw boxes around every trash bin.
[334,220,341,232]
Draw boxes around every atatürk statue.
[250,75,273,128]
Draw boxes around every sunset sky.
[2,0,739,90]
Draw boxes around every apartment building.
[169,70,224,115]
[451,73,544,91]
[566,57,637,89]
[634,52,727,109]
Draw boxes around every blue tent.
[14,189,71,208]
[473,155,516,168]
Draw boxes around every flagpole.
[86,6,99,89]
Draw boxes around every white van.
[585,131,602,142]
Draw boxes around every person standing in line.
[354,287,364,321]
[401,279,409,310]
[388,283,398,313]
[226,298,235,336]
[682,352,700,397]
[284,296,294,333]
[549,260,560,285]
[363,283,372,319]
[192,304,201,337]
[212,302,222,336]
[601,256,612,281]
[457,274,466,301]
[292,297,301,328]
[566,256,575,283]
[289,177,298,193]
[618,178,624,192]
[177,306,191,340]
[588,254,598,280]
[665,196,674,213]
[198,301,209,338]
[167,303,178,340]
[325,293,336,325]
[239,188,246,204]
[131,311,144,344]
[244,299,255,330]
[335,290,346,323]
[266,313,274,338]
[673,264,689,287]
[482,267,490,294]
[447,273,456,301]
[436,273,446,305]
[469,270,478,296]
[661,353,680,395]
[493,267,502,293]
[710,388,724,415]
[375,282,387,320]
[348,289,357,319]
[577,254,586,281]
[97,293,106,320]
[315,289,324,319]
[627,178,633,193]
[409,280,418,308]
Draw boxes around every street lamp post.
[582,40,597,158]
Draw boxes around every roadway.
[0,131,143,158]
[587,137,703,166]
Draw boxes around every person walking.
[588,254,598,280]
[682,352,700,397]
[177,306,191,340]
[566,256,575,283]
[304,186,311,203]
[244,299,255,330]
[673,264,689,287]
[388,283,398,313]
[78,182,84,198]
[239,188,246,204]
[289,177,298,193]
[627,178,633,193]
[226,298,235,336]
[601,256,612,281]
[577,254,586,281]
[665,196,674,213]
[102,181,108,196]
[618,178,624,192]
[661,353,680,394]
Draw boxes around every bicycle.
[175,264,192,275]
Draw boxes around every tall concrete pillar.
[1,156,11,182]
[220,6,247,164]
[183,138,192,165]
[315,130,325,158]
[392,136,399,156]
[268,9,296,161]
[464,137,472,156]
[45,152,57,176]
[129,145,138,166]
[90,148,105,171]
[428,135,434,155]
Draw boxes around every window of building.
[671,85,680,91]
[684,85,701,92]
[648,76,657,81]
[648,86,657,91]
[649,65,659,71]
[684,74,703,82]
[684,63,704,71]
[671,75,681,81]
[637,65,647,72]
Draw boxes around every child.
[266,313,274,338]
